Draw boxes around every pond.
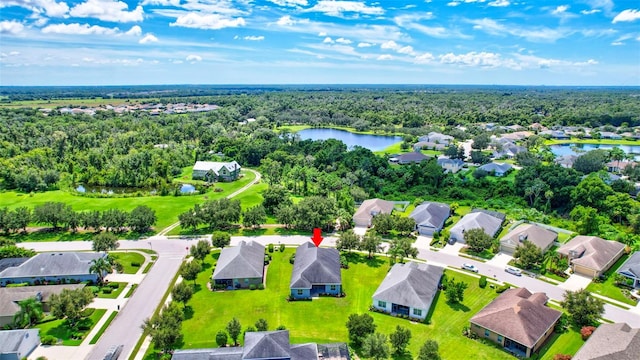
[297,128,402,152]
[550,143,640,161]
[180,184,196,193]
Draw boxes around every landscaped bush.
[268,244,274,253]
[555,313,569,333]
[41,335,57,345]
[553,354,572,360]
[580,326,596,340]
[249,284,257,290]
[80,308,95,317]
[109,282,120,289]
[102,288,113,294]
[495,284,510,293]
[289,254,295,264]
[257,284,264,290]
[6,282,28,287]
[279,243,285,252]
[479,276,487,288]
[130,262,141,267]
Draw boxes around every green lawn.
[0,170,256,241]
[538,329,584,360]
[181,249,515,359]
[36,308,106,346]
[89,311,118,344]
[110,251,146,274]
[586,254,638,306]
[92,282,127,299]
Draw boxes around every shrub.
[495,284,510,293]
[41,335,57,345]
[109,282,120,289]
[102,288,113,294]
[580,326,596,340]
[479,276,487,288]
[257,284,265,290]
[80,308,95,317]
[130,262,141,267]
[249,284,257,290]
[289,254,295,264]
[268,244,274,253]
[36,357,48,360]
[553,355,572,360]
[279,243,285,252]
[555,313,569,334]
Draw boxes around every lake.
[550,143,640,160]
[297,128,402,152]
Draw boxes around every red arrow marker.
[311,228,323,247]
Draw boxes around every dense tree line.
[0,202,156,234]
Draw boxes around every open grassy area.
[586,254,638,306]
[92,282,127,299]
[538,328,584,360]
[36,308,106,346]
[89,311,118,344]
[0,170,255,241]
[181,249,517,359]
[110,251,146,274]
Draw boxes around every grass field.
[36,308,106,346]
[0,170,255,241]
[586,254,638,306]
[110,251,146,274]
[181,249,515,359]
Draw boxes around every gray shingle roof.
[451,212,503,239]
[212,241,265,280]
[437,158,464,168]
[373,262,443,310]
[317,343,351,360]
[290,242,341,289]
[0,329,39,353]
[243,331,290,359]
[500,224,558,251]
[471,288,562,349]
[617,251,640,279]
[478,162,513,174]
[290,343,319,360]
[557,236,626,272]
[0,252,104,279]
[0,258,28,273]
[0,284,85,317]
[172,348,243,360]
[409,202,450,231]
[395,152,430,163]
[353,199,395,224]
[470,209,506,221]
[573,323,640,360]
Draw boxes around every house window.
[244,278,249,283]
[330,285,337,291]
[378,301,386,308]
[485,330,490,337]
[297,289,303,295]
[497,335,503,342]
[412,308,422,316]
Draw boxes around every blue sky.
[0,0,639,86]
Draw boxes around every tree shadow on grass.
[193,284,202,293]
[391,352,413,360]
[183,306,194,320]
[201,262,212,271]
[447,301,470,312]
[343,252,385,268]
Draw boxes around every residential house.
[500,224,558,255]
[555,154,578,168]
[529,123,547,132]
[372,262,443,320]
[409,201,451,236]
[353,199,395,228]
[212,241,265,290]
[540,130,569,139]
[606,160,635,173]
[290,242,341,299]
[0,329,40,360]
[557,236,626,278]
[600,131,622,140]
[449,210,504,243]
[500,131,532,141]
[437,157,465,174]
[493,144,527,159]
[413,141,445,151]
[390,152,430,165]
[617,251,640,288]
[192,160,241,181]
[470,288,561,358]
[418,132,454,146]
[478,162,513,177]
[573,322,640,360]
[172,330,350,360]
[0,284,84,326]
[505,124,526,132]
[0,252,106,286]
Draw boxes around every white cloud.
[9,51,20,56]
[335,37,352,44]
[414,52,434,64]
[126,25,142,36]
[398,45,415,55]
[439,51,505,68]
[41,23,120,35]
[357,42,373,47]
[611,41,624,46]
[0,0,69,18]
[488,0,509,7]
[377,54,393,60]
[447,2,460,6]
[271,16,404,43]
[186,54,202,62]
[323,36,334,43]
[581,9,600,15]
[305,1,384,17]
[139,34,158,43]
[380,40,399,50]
[613,9,640,23]
[468,18,568,42]
[318,31,327,36]
[267,0,308,6]
[244,35,264,41]
[275,15,301,26]
[552,5,569,15]
[0,20,24,35]
[586,0,613,16]
[394,13,468,39]
[170,13,246,30]
[70,0,144,23]
[141,0,180,5]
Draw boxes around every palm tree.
[90,257,113,285]
[13,297,43,328]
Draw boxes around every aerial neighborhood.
[1,87,640,360]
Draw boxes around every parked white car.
[505,266,522,276]
[461,263,479,273]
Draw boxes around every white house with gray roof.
[409,202,450,236]
[212,241,265,290]
[372,262,443,320]
[171,330,350,360]
[419,132,454,145]
[290,242,341,299]
[617,252,640,288]
[450,211,504,243]
[478,162,513,177]
[192,160,241,182]
[0,252,105,286]
[0,329,40,360]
